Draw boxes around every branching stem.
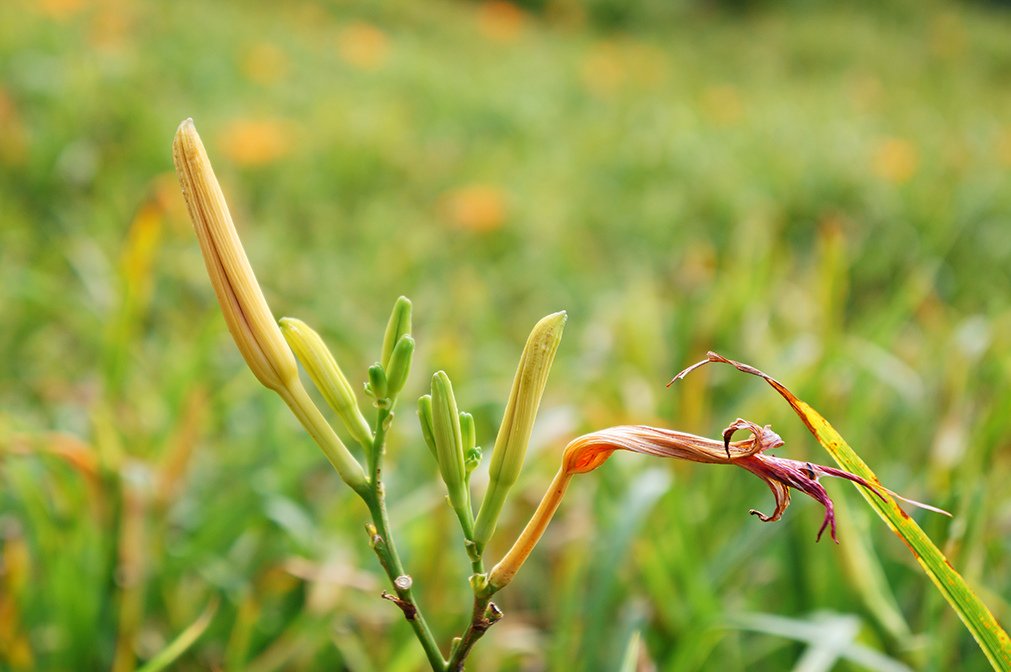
[364,404,447,671]
[446,591,502,671]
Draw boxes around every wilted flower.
[489,416,947,592]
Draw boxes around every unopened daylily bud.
[367,363,388,400]
[460,412,480,476]
[474,311,566,552]
[431,371,473,535]
[381,296,412,370]
[465,446,482,477]
[172,118,297,393]
[460,412,476,454]
[385,335,415,398]
[279,317,374,448]
[417,394,437,459]
[174,119,365,494]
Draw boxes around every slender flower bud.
[279,317,374,448]
[172,118,297,393]
[173,119,366,494]
[460,412,476,454]
[367,363,388,400]
[381,296,412,370]
[459,412,479,475]
[417,394,437,459]
[431,371,473,535]
[385,335,415,399]
[474,311,566,552]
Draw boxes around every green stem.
[446,590,501,671]
[278,381,368,497]
[366,404,447,672]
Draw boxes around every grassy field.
[2,0,1011,670]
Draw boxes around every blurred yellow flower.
[120,195,163,314]
[929,12,966,60]
[871,137,919,184]
[337,21,389,71]
[580,42,626,98]
[0,89,27,165]
[37,0,85,20]
[218,118,293,167]
[443,184,508,232]
[242,42,289,86]
[998,128,1011,168]
[478,1,525,43]
[700,85,744,126]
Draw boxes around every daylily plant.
[173,118,1007,671]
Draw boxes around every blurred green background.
[2,0,1010,669]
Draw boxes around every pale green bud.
[431,371,473,535]
[381,296,412,370]
[279,317,374,448]
[417,394,437,459]
[465,447,482,477]
[367,363,388,401]
[460,412,476,455]
[385,335,415,399]
[460,412,480,476]
[473,311,566,552]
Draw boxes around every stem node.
[381,591,418,621]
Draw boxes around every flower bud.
[381,296,412,370]
[431,371,473,535]
[172,118,297,393]
[460,412,480,476]
[174,120,365,494]
[279,317,374,448]
[417,394,437,459]
[473,311,566,551]
[385,335,415,399]
[367,363,388,400]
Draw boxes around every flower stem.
[488,468,572,592]
[446,592,502,671]
[365,404,447,671]
[277,381,368,496]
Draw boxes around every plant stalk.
[446,592,501,671]
[365,404,447,671]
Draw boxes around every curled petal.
[560,422,772,475]
[750,478,791,524]
[722,418,783,459]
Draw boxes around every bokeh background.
[2,0,1011,669]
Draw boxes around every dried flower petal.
[490,355,951,590]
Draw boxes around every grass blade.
[618,630,642,672]
[136,597,219,672]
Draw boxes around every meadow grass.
[1,0,1010,669]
